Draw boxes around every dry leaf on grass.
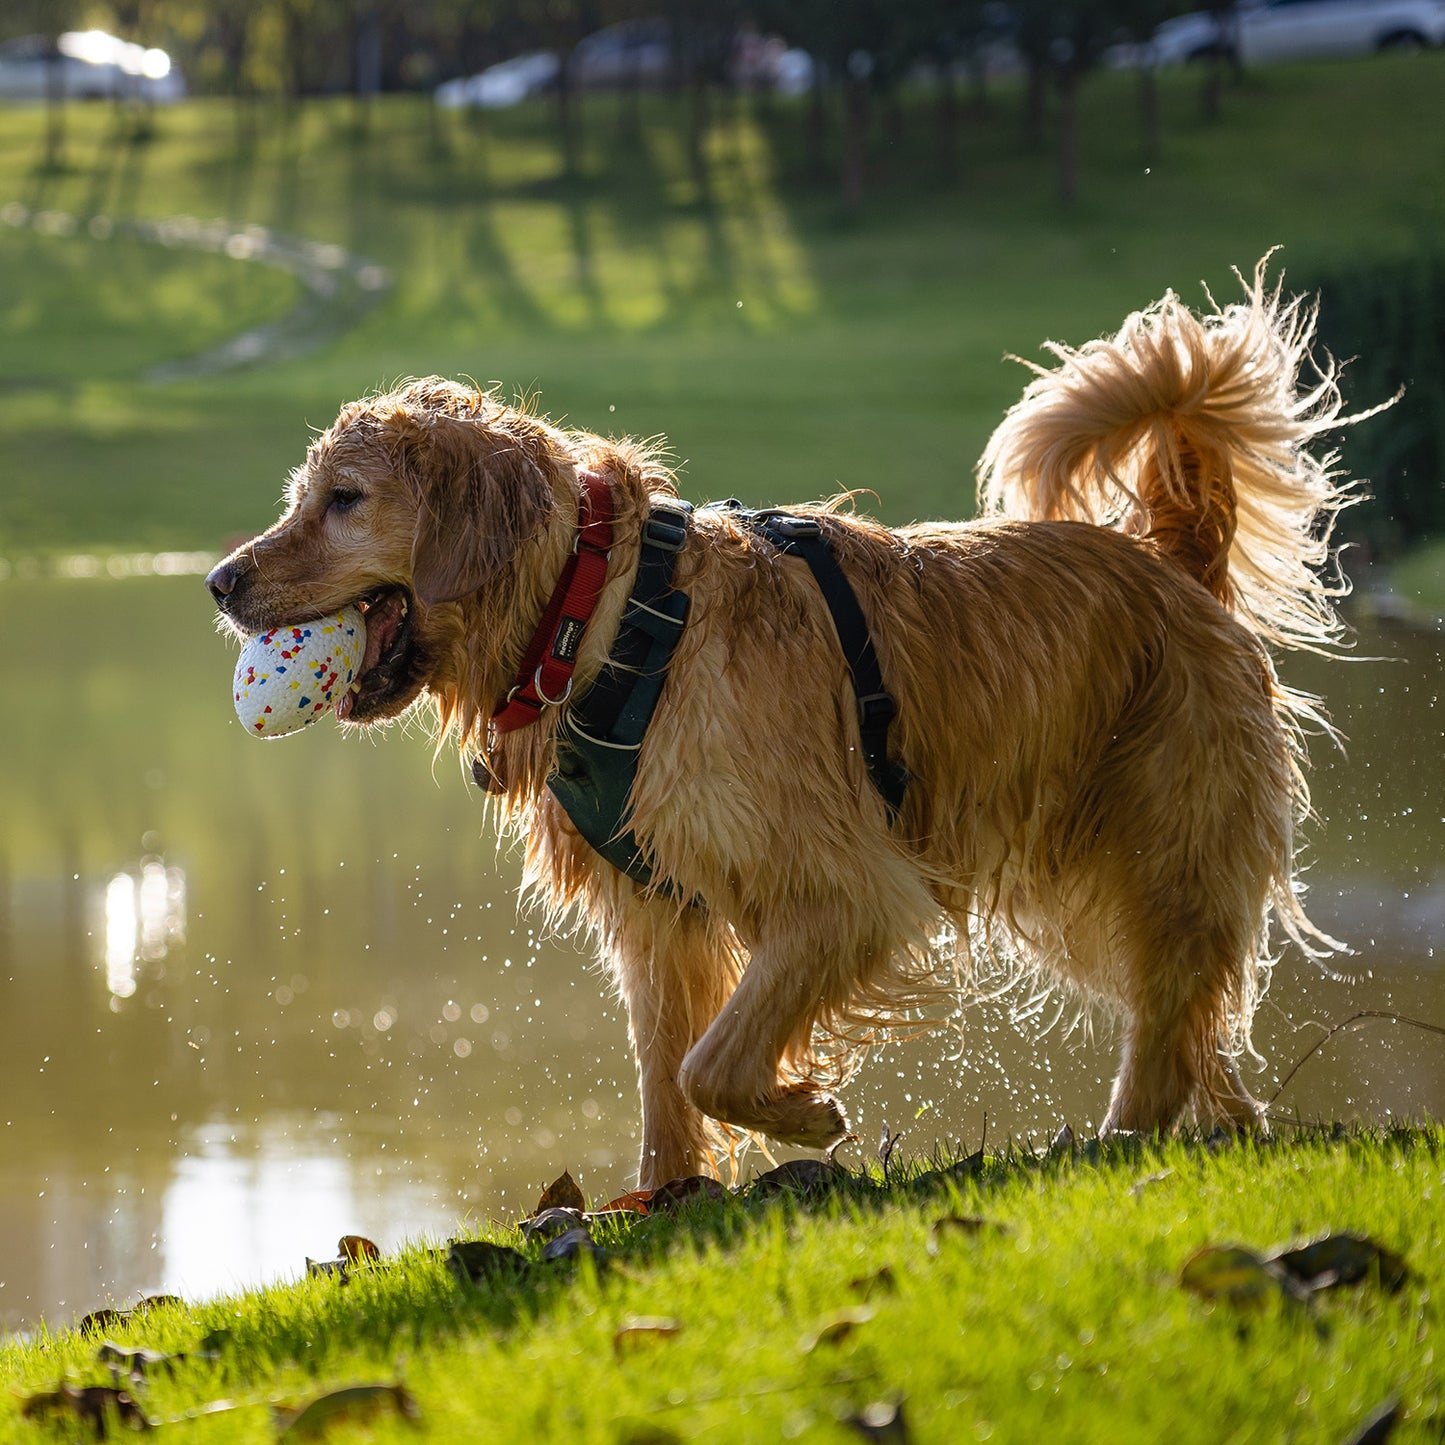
[849,1266,898,1300]
[801,1305,876,1352]
[613,1316,683,1357]
[521,1207,588,1242]
[534,1170,587,1214]
[19,1381,153,1434]
[1182,1233,1411,1313]
[446,1239,530,1286]
[647,1175,728,1211]
[1271,1234,1410,1294]
[541,1226,602,1264]
[337,1235,380,1264]
[601,1189,655,1215]
[274,1383,419,1438]
[749,1159,840,1200]
[1180,1246,1303,1310]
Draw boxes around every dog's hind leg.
[1099,912,1266,1137]
[605,896,746,1189]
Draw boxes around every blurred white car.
[434,50,559,110]
[1113,0,1445,65]
[0,29,184,102]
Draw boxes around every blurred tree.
[1108,0,1184,164]
[3,0,85,169]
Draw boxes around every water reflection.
[0,573,1441,1331]
[104,858,185,1000]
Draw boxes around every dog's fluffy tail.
[977,258,1376,653]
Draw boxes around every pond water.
[0,571,1441,1331]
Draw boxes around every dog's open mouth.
[338,586,417,723]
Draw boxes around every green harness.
[490,498,908,889]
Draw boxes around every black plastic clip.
[857,691,897,729]
[644,501,692,552]
[765,514,822,541]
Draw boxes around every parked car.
[0,29,184,102]
[571,17,673,88]
[434,50,559,110]
[1111,0,1445,66]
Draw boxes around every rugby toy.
[232,607,366,738]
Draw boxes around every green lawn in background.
[0,56,1442,559]
[1,1131,1438,1443]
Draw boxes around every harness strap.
[726,503,910,821]
[490,469,614,737]
[546,498,694,887]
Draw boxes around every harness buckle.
[766,514,822,541]
[857,691,896,729]
[643,501,691,552]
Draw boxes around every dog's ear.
[400,412,557,607]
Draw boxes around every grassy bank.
[1,57,1443,558]
[2,1129,1439,1442]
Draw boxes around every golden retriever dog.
[208,264,1357,1188]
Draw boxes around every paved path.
[0,201,392,382]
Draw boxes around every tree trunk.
[937,62,960,181]
[1138,62,1160,166]
[353,3,381,139]
[44,52,66,170]
[555,56,579,180]
[1023,60,1046,150]
[842,75,867,209]
[806,72,829,185]
[1056,68,1079,207]
[688,71,711,191]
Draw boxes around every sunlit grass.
[0,1129,1438,1442]
[0,59,1442,558]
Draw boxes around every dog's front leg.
[607,897,745,1189]
[675,912,853,1151]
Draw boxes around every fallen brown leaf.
[521,1207,587,1242]
[613,1315,683,1357]
[1270,1234,1410,1294]
[750,1159,839,1199]
[602,1189,655,1215]
[541,1226,602,1264]
[20,1381,153,1434]
[274,1383,419,1438]
[648,1175,728,1211]
[446,1239,530,1286]
[1179,1245,1303,1310]
[801,1305,875,1352]
[534,1170,586,1214]
[849,1266,898,1300]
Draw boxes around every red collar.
[490,469,614,736]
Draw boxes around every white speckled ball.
[232,607,366,738]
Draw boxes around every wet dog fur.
[208,265,1357,1188]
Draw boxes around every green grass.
[1,59,1443,558]
[1388,536,1445,623]
[1,1129,1438,1442]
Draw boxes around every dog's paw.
[761,1087,850,1148]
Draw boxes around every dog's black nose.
[206,559,240,606]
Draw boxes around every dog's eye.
[329,487,363,512]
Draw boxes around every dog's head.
[206,378,570,728]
